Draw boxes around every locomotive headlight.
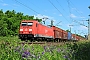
[29,29,32,31]
[20,29,23,31]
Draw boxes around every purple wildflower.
[22,48,24,51]
[21,43,25,46]
[44,46,47,50]
[63,55,68,59]
[44,46,49,52]
[57,48,61,52]
[22,53,28,58]
[23,50,30,56]
[22,50,30,58]
[42,52,45,55]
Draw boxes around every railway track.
[4,40,78,46]
[19,42,46,44]
[18,41,77,46]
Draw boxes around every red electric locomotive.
[19,20,54,41]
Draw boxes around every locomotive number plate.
[25,28,27,31]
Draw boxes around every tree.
[0,9,42,36]
[35,17,42,22]
[0,9,4,20]
[66,29,70,32]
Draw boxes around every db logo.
[25,28,27,31]
[45,29,48,33]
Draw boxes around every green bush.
[66,41,90,60]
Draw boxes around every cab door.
[36,23,38,37]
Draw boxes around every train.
[18,20,86,42]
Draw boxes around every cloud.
[69,13,85,19]
[34,14,57,25]
[12,4,20,8]
[2,3,8,6]
[0,0,8,6]
[78,26,88,35]
[79,26,88,30]
[70,14,77,18]
[13,4,20,7]
[72,8,83,14]
[34,14,53,20]
[80,17,85,18]
[59,14,62,16]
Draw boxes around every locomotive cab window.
[27,22,33,26]
[21,22,27,26]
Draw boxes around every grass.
[0,36,90,60]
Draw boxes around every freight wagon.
[52,26,63,42]
[67,32,72,40]
[52,26,69,41]
[71,34,75,40]
[62,30,68,40]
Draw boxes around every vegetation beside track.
[0,36,90,60]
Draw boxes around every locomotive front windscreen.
[21,22,27,26]
[27,22,33,26]
[21,22,33,26]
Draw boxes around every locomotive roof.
[21,20,38,22]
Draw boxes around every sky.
[0,0,90,37]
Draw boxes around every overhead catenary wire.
[14,0,70,26]
[67,0,80,26]
[14,0,50,24]
[14,0,87,28]
[67,0,73,21]
[56,0,86,27]
[67,0,85,18]
[67,0,79,22]
[56,0,87,35]
[55,0,68,15]
[27,0,48,14]
[55,21,62,26]
[48,0,71,25]
[14,0,40,14]
[56,0,75,22]
[66,0,88,28]
[14,0,56,25]
[27,0,52,23]
[55,0,72,24]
